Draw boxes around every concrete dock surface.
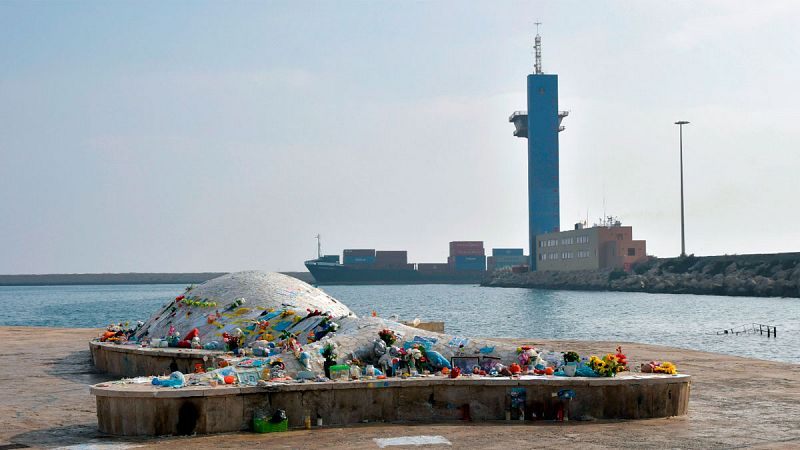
[1,326,798,449]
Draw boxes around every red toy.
[177,328,199,348]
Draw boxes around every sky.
[1,1,799,274]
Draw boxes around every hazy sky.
[2,1,799,274]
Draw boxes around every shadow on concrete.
[7,424,146,448]
[44,349,115,385]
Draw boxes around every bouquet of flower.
[400,344,428,373]
[563,351,581,364]
[321,342,338,362]
[653,362,677,374]
[378,329,397,346]
[614,346,629,370]
[587,353,627,377]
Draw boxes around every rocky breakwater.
[483,253,800,298]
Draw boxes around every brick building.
[534,222,647,272]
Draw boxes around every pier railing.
[716,323,777,337]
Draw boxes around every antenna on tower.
[534,22,542,74]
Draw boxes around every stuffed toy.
[151,371,185,388]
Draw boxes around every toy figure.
[151,371,185,388]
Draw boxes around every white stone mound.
[132,271,353,345]
[128,271,554,378]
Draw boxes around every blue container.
[492,248,524,257]
[493,255,528,264]
[454,255,485,271]
[454,255,485,263]
[343,256,376,265]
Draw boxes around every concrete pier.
[2,326,799,449]
[91,374,690,436]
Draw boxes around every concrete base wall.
[92,375,690,436]
[91,342,216,378]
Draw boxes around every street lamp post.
[675,121,690,257]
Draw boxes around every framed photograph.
[451,356,480,373]
[480,356,502,372]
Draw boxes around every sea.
[0,284,797,364]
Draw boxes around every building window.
[627,248,636,256]
[543,252,558,260]
[576,235,589,244]
[561,251,573,259]
[560,237,574,245]
[577,250,590,258]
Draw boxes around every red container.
[450,241,484,250]
[449,241,485,256]
[375,250,408,264]
[450,247,485,256]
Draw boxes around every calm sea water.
[0,283,797,363]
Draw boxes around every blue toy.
[151,371,186,388]
[425,350,452,369]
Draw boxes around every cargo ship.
[304,237,528,285]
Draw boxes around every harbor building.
[509,25,569,270]
[534,219,647,272]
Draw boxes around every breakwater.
[0,271,313,286]
[483,253,800,298]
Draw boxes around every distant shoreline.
[0,271,314,286]
[483,252,800,298]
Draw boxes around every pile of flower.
[587,348,629,377]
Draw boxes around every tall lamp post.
[675,121,690,257]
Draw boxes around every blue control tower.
[509,26,568,270]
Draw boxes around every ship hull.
[305,261,485,285]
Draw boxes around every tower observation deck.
[508,25,568,271]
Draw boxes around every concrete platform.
[90,341,222,378]
[91,373,691,436]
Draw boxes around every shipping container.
[453,255,486,271]
[343,249,376,257]
[343,255,376,265]
[492,255,528,264]
[450,241,484,252]
[450,247,486,257]
[373,262,413,269]
[493,261,525,270]
[417,263,450,272]
[375,250,408,264]
[454,255,485,263]
[492,248,524,256]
